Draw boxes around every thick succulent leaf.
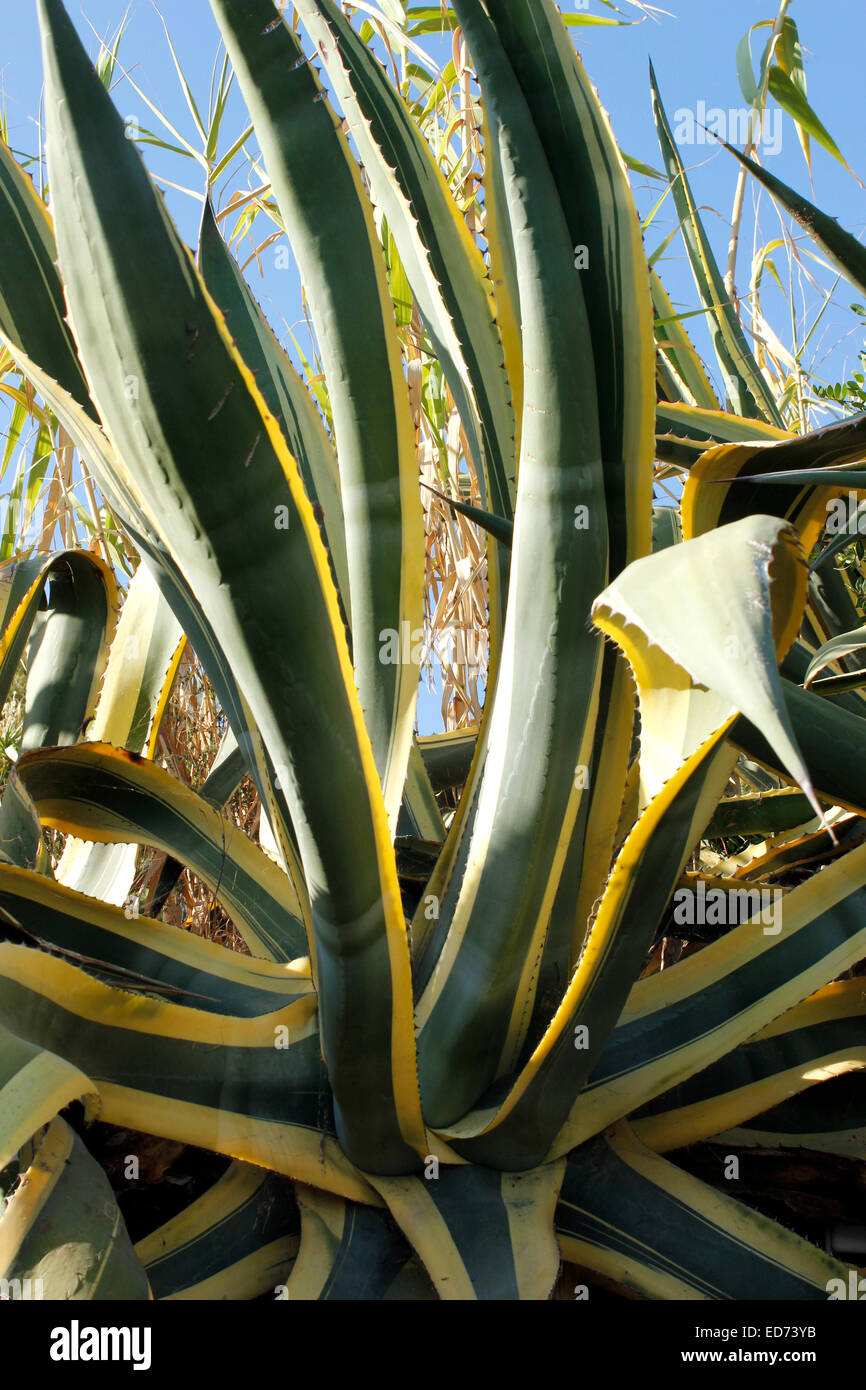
[197,726,246,809]
[650,63,784,427]
[0,136,92,410]
[37,0,424,1174]
[16,744,308,963]
[209,0,423,833]
[568,654,637,976]
[725,813,866,884]
[730,467,866,489]
[722,141,866,298]
[435,733,737,1168]
[136,1161,300,1300]
[484,0,656,576]
[683,413,866,552]
[655,400,789,468]
[595,515,814,811]
[0,940,377,1204]
[807,669,866,697]
[527,784,598,1054]
[55,561,185,906]
[82,561,185,757]
[398,743,445,842]
[733,679,866,819]
[576,837,866,1146]
[401,39,534,976]
[715,1070,866,1160]
[3,112,428,908]
[651,266,719,411]
[0,339,309,903]
[0,550,117,729]
[0,773,42,872]
[651,504,682,551]
[705,787,820,840]
[431,516,811,1166]
[416,726,477,794]
[3,348,155,549]
[807,559,865,668]
[20,561,119,756]
[286,1186,432,1299]
[197,198,350,616]
[368,1159,564,1300]
[132,547,311,902]
[0,861,314,1017]
[292,0,515,625]
[414,0,607,1129]
[0,1020,97,1172]
[471,1,654,978]
[787,640,866,726]
[148,727,263,924]
[0,1116,150,1300]
[7,173,318,869]
[632,979,866,1151]
[556,1122,849,1300]
[479,91,523,437]
[0,549,119,870]
[805,624,866,687]
[0,146,159,556]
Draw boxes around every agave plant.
[1,0,866,1301]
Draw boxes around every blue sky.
[1,0,864,732]
[3,0,862,384]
